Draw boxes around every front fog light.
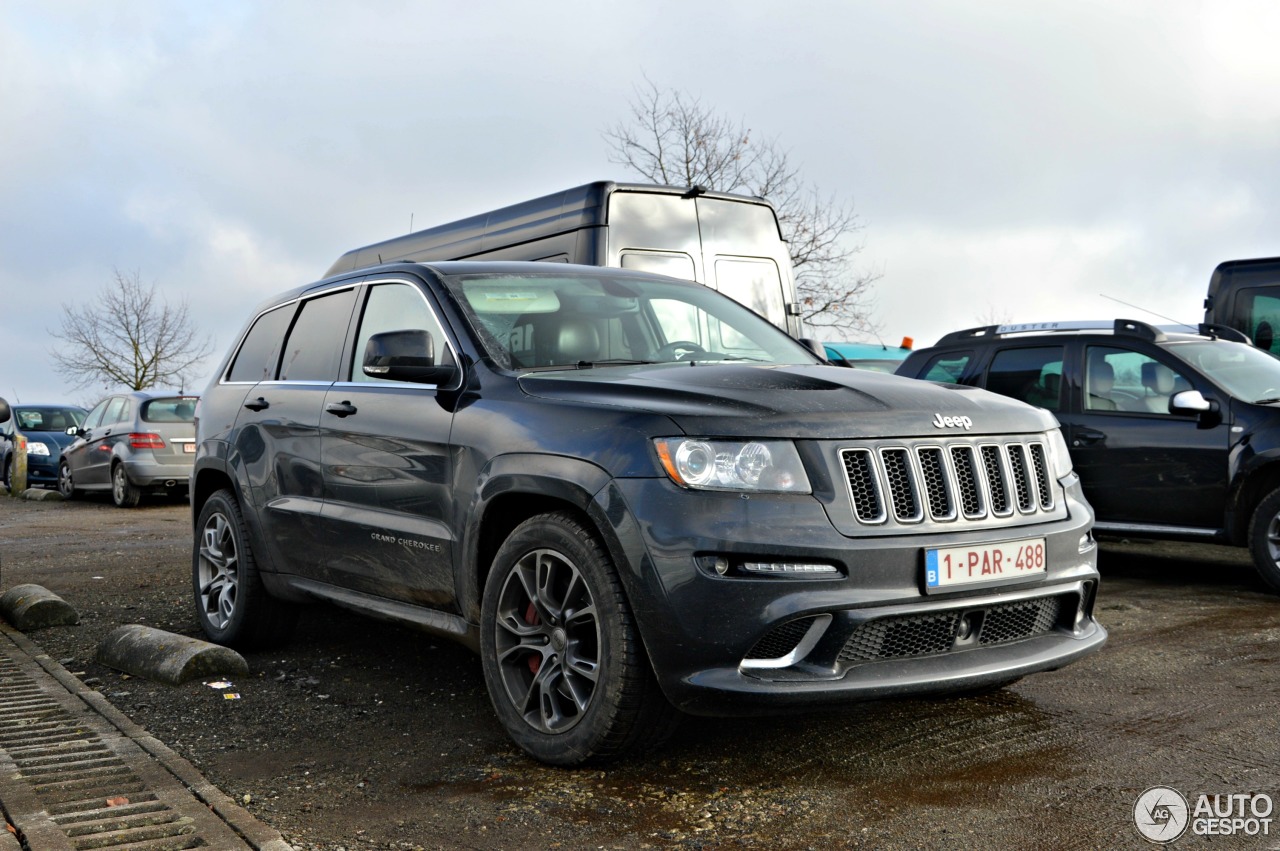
[741,561,840,577]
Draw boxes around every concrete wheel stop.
[0,584,80,630]
[96,624,249,686]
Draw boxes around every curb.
[0,584,79,630]
[96,624,249,685]
[0,620,292,850]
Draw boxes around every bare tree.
[603,79,881,338]
[50,269,214,392]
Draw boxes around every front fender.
[458,453,630,622]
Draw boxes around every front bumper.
[605,475,1105,715]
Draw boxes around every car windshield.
[14,406,85,432]
[1171,340,1280,402]
[439,270,819,371]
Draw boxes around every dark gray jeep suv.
[192,261,1105,764]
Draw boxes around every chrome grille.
[841,437,1055,527]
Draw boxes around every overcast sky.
[3,0,1279,405]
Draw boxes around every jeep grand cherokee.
[192,262,1105,765]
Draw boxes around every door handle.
[244,397,270,412]
[325,401,358,418]
[1072,428,1106,447]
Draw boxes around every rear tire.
[111,462,141,508]
[480,511,679,765]
[193,489,298,648]
[1,457,10,492]
[1247,487,1280,594]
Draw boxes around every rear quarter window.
[915,351,973,384]
[228,303,296,383]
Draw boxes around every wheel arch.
[1230,451,1280,543]
[459,454,634,626]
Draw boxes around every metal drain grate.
[0,623,290,850]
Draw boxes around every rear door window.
[620,251,695,281]
[714,258,785,329]
[279,289,358,382]
[103,396,128,425]
[985,347,1065,411]
[1237,290,1280,354]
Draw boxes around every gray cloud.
[2,0,1278,404]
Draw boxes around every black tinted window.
[228,304,296,383]
[986,346,1064,411]
[351,283,448,383]
[918,351,972,383]
[279,289,357,382]
[141,397,199,423]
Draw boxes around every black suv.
[192,261,1104,764]
[898,319,1280,593]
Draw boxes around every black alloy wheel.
[480,511,678,765]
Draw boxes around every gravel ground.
[2,491,1279,849]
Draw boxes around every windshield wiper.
[1255,397,1280,405]
[573,359,661,368]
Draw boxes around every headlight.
[26,442,50,456]
[653,438,811,493]
[1045,428,1073,478]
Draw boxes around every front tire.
[193,489,298,648]
[58,460,78,500]
[480,511,678,766]
[111,462,141,508]
[1247,487,1280,594]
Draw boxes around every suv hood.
[517,364,1057,439]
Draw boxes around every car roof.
[254,260,711,311]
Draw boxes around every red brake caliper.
[525,602,541,674]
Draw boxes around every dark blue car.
[0,404,87,491]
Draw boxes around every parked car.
[0,402,87,490]
[823,338,914,372]
[192,261,1105,765]
[1202,255,1280,354]
[60,390,199,506]
[896,318,1280,593]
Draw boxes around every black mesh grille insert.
[843,449,885,522]
[880,448,921,521]
[981,445,1011,514]
[838,595,1066,665]
[1030,443,1053,509]
[979,596,1062,645]
[917,447,953,520]
[1007,444,1034,512]
[839,611,960,663]
[745,617,817,660]
[951,445,984,517]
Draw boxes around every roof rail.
[935,318,1176,345]
[1198,322,1252,344]
[1112,318,1165,342]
